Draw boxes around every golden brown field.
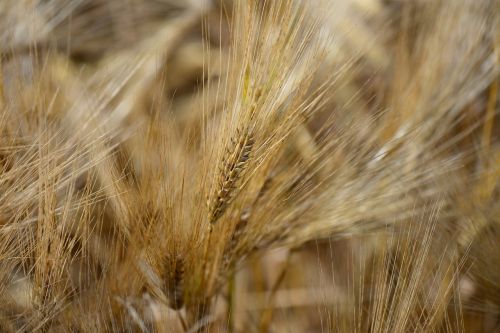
[0,0,499,332]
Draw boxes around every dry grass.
[0,0,499,332]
